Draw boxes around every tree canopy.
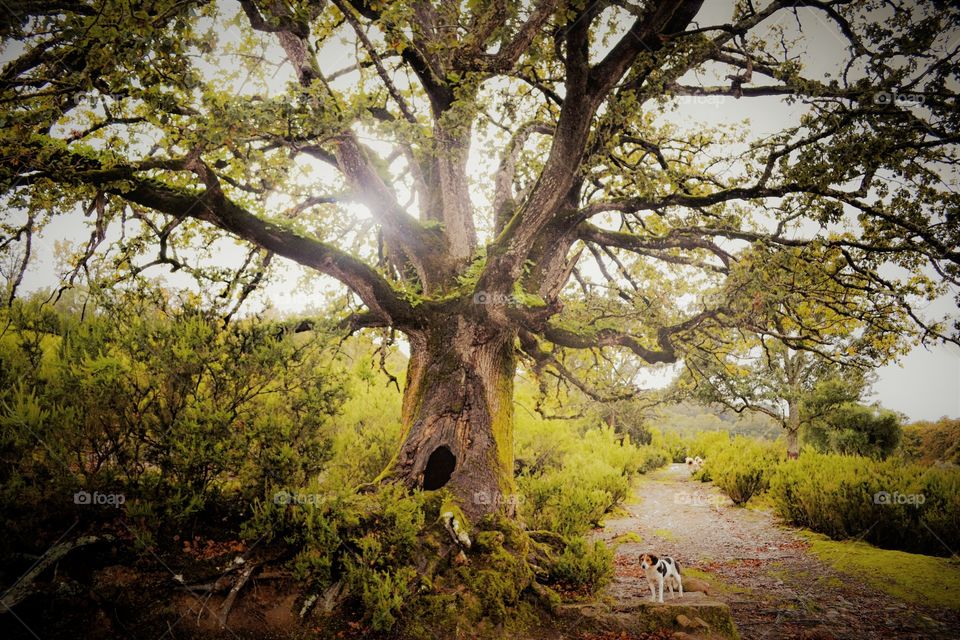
[2,0,957,344]
[1,0,958,513]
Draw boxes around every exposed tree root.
[1,534,115,613]
[217,562,256,628]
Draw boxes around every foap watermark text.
[874,491,925,505]
[473,490,525,507]
[673,490,726,509]
[472,291,523,306]
[273,491,326,506]
[74,490,125,508]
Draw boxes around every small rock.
[675,613,694,628]
[682,577,712,594]
[693,616,710,629]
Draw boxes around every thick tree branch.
[578,222,733,271]
[455,0,559,73]
[242,0,448,286]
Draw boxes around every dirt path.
[597,463,960,640]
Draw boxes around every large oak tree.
[1,0,957,520]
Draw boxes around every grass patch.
[653,528,677,542]
[802,531,960,610]
[765,564,844,592]
[743,491,776,512]
[612,531,643,545]
[682,567,755,597]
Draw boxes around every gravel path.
[597,463,960,640]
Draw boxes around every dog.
[687,456,704,472]
[639,553,683,603]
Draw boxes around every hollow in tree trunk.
[381,316,517,522]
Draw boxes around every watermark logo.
[674,94,727,108]
[873,491,925,505]
[872,91,925,107]
[71,92,125,108]
[673,490,725,508]
[472,291,521,306]
[273,491,325,506]
[74,490,125,508]
[473,490,525,507]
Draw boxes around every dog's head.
[639,553,658,570]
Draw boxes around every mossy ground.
[652,528,677,542]
[680,568,756,597]
[801,531,960,610]
[611,531,643,545]
[763,562,844,592]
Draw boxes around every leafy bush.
[550,536,614,591]
[803,403,902,459]
[768,451,960,556]
[897,418,960,465]
[0,291,345,551]
[650,428,689,463]
[246,485,566,634]
[513,410,665,603]
[243,483,432,629]
[636,446,670,474]
[704,436,784,504]
[517,425,666,536]
[683,430,733,459]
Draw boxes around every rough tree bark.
[383,316,518,522]
[785,401,800,460]
[784,353,803,460]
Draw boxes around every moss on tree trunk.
[382,316,518,521]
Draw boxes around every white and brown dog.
[639,553,683,603]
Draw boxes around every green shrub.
[550,536,614,592]
[650,429,689,463]
[519,466,613,536]
[636,446,670,474]
[345,562,417,631]
[803,403,902,459]
[684,430,733,459]
[515,419,666,537]
[517,427,667,536]
[897,418,960,465]
[768,451,960,556]
[244,483,432,630]
[0,292,346,553]
[706,436,783,504]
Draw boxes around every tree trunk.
[786,398,800,460]
[382,316,517,522]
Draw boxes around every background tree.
[802,399,902,459]
[1,0,957,519]
[681,242,910,457]
[897,417,960,465]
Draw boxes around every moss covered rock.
[559,594,739,639]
